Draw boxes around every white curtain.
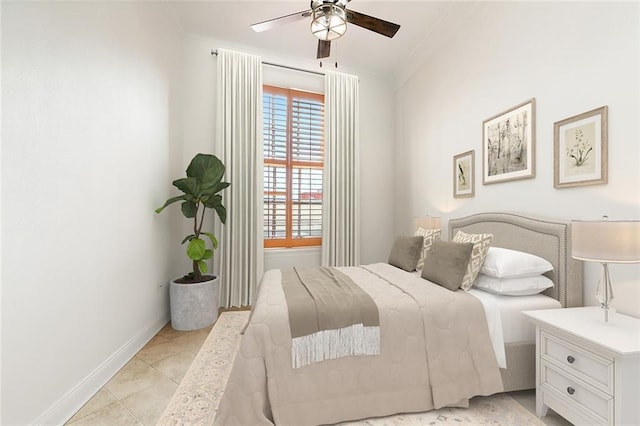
[215,48,264,307]
[322,71,360,267]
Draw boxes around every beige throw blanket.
[282,267,380,368]
[216,263,503,425]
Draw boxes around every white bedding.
[468,289,562,368]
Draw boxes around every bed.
[215,212,583,425]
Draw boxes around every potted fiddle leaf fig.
[155,153,229,330]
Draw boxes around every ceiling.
[166,1,469,78]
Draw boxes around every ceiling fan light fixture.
[311,3,347,41]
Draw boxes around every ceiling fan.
[251,0,401,59]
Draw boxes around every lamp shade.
[571,220,640,263]
[311,3,347,41]
[413,216,441,231]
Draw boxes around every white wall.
[1,2,183,423]
[9,2,633,422]
[180,35,397,273]
[394,1,640,316]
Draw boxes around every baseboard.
[31,312,170,425]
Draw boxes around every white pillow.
[473,274,554,296]
[480,247,553,278]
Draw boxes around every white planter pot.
[170,275,220,331]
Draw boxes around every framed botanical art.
[554,106,608,188]
[453,150,474,198]
[482,98,536,184]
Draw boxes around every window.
[263,85,324,248]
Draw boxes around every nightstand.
[524,307,640,426]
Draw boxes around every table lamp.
[571,218,640,322]
[413,216,441,231]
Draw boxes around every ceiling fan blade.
[317,40,331,59]
[345,9,400,38]
[251,10,311,33]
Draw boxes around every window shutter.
[291,96,324,163]
[263,86,324,248]
[263,93,287,161]
[263,92,288,242]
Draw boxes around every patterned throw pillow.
[414,227,442,271]
[452,231,493,291]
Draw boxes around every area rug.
[159,311,544,425]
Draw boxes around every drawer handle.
[567,355,575,364]
[567,387,575,395]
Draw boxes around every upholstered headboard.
[449,212,583,308]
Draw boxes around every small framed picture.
[554,106,608,188]
[482,98,536,184]
[453,150,474,198]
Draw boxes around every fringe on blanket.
[291,324,380,368]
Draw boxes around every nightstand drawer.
[541,330,613,394]
[541,361,612,423]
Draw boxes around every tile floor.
[65,320,214,425]
[66,312,572,426]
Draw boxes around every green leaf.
[197,260,208,274]
[202,249,213,260]
[200,165,224,188]
[186,154,225,182]
[155,195,187,214]
[200,181,230,197]
[187,238,206,260]
[181,201,198,218]
[202,232,218,250]
[216,181,231,191]
[181,234,195,245]
[203,194,222,209]
[212,204,227,224]
[172,177,198,195]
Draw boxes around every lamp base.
[597,262,615,322]
[602,305,617,322]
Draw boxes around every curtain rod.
[211,49,325,77]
